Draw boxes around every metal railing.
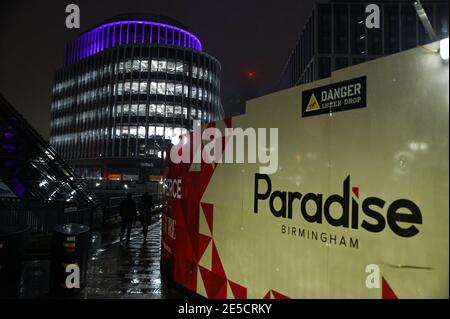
[0,201,97,235]
[0,191,163,234]
[101,192,162,224]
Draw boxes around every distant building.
[276,0,449,90]
[50,14,222,182]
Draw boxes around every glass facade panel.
[318,4,332,54]
[156,104,165,116]
[334,4,349,54]
[155,126,164,137]
[435,4,449,39]
[350,5,366,54]
[165,127,173,140]
[149,104,156,116]
[319,57,331,79]
[335,57,348,71]
[401,5,417,50]
[384,5,400,54]
[166,104,174,117]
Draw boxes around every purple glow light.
[64,20,202,65]
[2,143,17,153]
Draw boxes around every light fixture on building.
[39,180,48,187]
[440,38,449,61]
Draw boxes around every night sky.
[0,0,316,140]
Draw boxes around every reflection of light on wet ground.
[83,218,186,299]
[150,279,161,285]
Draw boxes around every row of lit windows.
[52,81,215,111]
[52,116,74,127]
[112,125,187,139]
[114,81,211,101]
[50,125,188,143]
[52,104,207,129]
[53,59,218,93]
[114,103,205,119]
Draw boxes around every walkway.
[82,214,185,299]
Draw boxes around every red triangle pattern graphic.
[165,118,247,299]
[196,233,211,262]
[211,241,226,278]
[199,265,227,299]
[382,277,398,299]
[223,117,232,128]
[262,289,290,299]
[271,290,290,299]
[228,280,247,299]
[201,202,214,235]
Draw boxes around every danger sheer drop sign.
[302,76,367,117]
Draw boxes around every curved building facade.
[50,14,222,181]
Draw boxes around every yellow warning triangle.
[306,93,320,112]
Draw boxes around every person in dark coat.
[139,192,154,244]
[119,193,137,244]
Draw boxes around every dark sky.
[0,0,315,140]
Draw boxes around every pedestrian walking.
[119,193,137,244]
[139,192,154,244]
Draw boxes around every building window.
[351,58,366,66]
[350,5,366,54]
[335,57,348,71]
[318,57,331,79]
[384,5,400,54]
[367,5,382,55]
[318,4,332,54]
[436,4,449,39]
[401,4,417,50]
[418,5,434,44]
[334,4,349,54]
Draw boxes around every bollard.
[50,223,90,298]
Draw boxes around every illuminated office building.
[50,14,222,181]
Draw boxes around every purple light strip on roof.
[149,25,153,43]
[106,26,110,49]
[65,20,202,65]
[165,26,168,45]
[112,24,116,47]
[126,23,130,45]
[102,27,105,50]
[119,23,123,45]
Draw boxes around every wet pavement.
[20,213,188,299]
[83,214,185,299]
